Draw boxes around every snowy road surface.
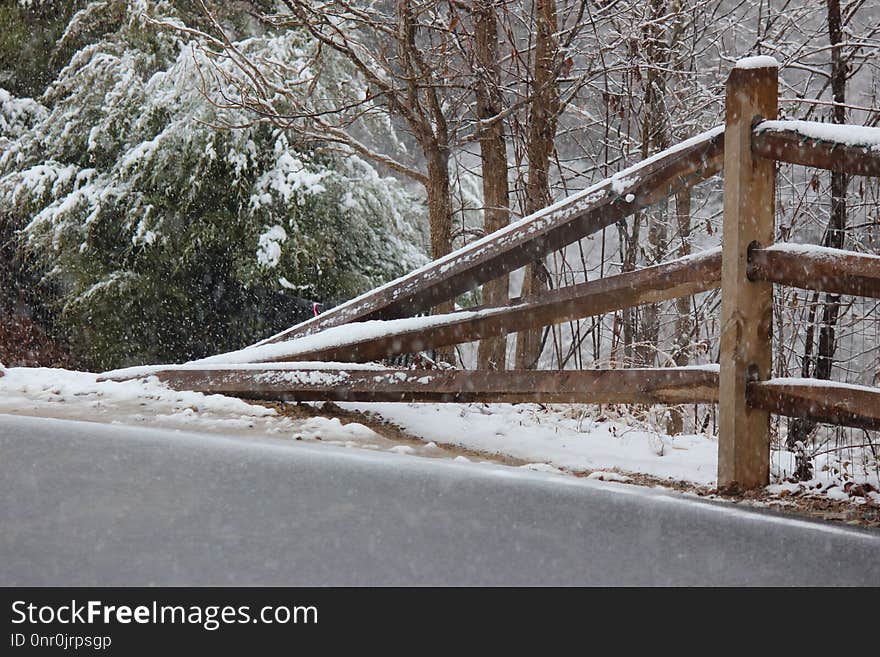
[1,414,878,586]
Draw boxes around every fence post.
[717,59,778,490]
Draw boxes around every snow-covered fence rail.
[244,127,724,347]
[108,59,880,491]
[752,120,880,177]
[103,366,719,405]
[747,244,880,299]
[747,380,880,433]
[190,248,721,365]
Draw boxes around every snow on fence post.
[717,58,778,490]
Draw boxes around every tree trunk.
[616,215,641,365]
[815,0,848,382]
[425,145,455,362]
[667,188,692,435]
[425,147,453,261]
[637,0,670,367]
[787,0,848,461]
[474,1,511,371]
[515,0,559,370]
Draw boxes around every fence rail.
[194,248,721,365]
[111,60,880,490]
[104,366,720,405]
[243,127,724,346]
[753,120,880,176]
[748,244,880,298]
[747,379,880,432]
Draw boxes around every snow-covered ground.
[343,401,880,503]
[0,366,387,448]
[1,365,878,507]
[344,401,719,484]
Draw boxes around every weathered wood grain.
[235,128,724,352]
[235,249,721,364]
[748,244,880,299]
[748,379,880,431]
[115,367,720,405]
[718,64,777,490]
[753,125,880,177]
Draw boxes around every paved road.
[1,413,878,586]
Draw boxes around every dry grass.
[0,315,73,368]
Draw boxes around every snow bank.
[341,401,721,485]
[5,367,876,501]
[1,367,272,416]
[0,367,385,444]
[341,398,878,495]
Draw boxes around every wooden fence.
[104,61,880,490]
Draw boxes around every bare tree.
[170,0,488,362]
[787,0,850,460]
[471,0,512,370]
[181,0,471,261]
[514,0,561,369]
[636,0,672,367]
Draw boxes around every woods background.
[1,0,878,470]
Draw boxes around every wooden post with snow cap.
[717,57,778,490]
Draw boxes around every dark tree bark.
[424,145,456,363]
[636,0,670,367]
[425,147,454,262]
[667,188,692,435]
[474,0,511,371]
[788,0,848,461]
[515,0,559,370]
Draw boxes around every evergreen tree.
[0,0,427,370]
